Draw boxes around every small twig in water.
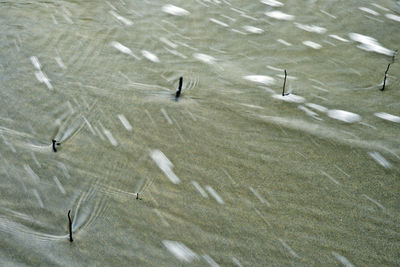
[68,210,73,242]
[381,64,391,91]
[175,76,183,101]
[136,193,142,200]
[282,70,288,96]
[52,139,61,152]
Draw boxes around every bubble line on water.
[53,176,66,195]
[153,209,170,227]
[161,108,173,125]
[205,186,224,204]
[332,252,355,267]
[33,189,44,209]
[368,151,391,169]
[192,181,209,198]
[249,187,271,206]
[202,254,220,267]
[254,208,271,226]
[321,171,340,185]
[278,238,300,259]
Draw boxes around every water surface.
[0,0,399,266]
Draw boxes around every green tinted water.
[0,0,399,266]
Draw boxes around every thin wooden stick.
[175,76,183,100]
[381,64,391,91]
[282,70,287,96]
[68,210,73,242]
[52,139,57,152]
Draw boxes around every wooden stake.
[282,70,287,96]
[381,64,391,91]
[68,210,73,242]
[175,77,183,101]
[52,139,61,152]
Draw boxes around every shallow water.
[0,0,399,266]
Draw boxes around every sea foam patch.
[150,150,180,184]
[359,7,379,16]
[243,75,275,85]
[243,26,264,34]
[385,13,400,22]
[374,112,400,123]
[303,41,322,49]
[162,240,198,262]
[193,53,216,64]
[294,23,327,34]
[261,0,283,7]
[141,50,160,63]
[272,94,305,103]
[265,11,294,21]
[162,4,190,16]
[327,109,361,123]
[349,33,394,56]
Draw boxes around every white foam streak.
[249,187,270,206]
[33,189,44,208]
[298,105,319,118]
[327,110,361,123]
[111,41,139,59]
[349,33,394,56]
[159,37,178,49]
[193,53,216,64]
[192,181,208,198]
[374,112,400,123]
[117,114,133,131]
[322,171,340,185]
[202,254,220,267]
[34,71,53,90]
[141,50,160,63]
[385,13,400,22]
[243,75,275,85]
[329,34,349,42]
[242,25,264,34]
[332,252,355,267]
[368,152,391,169]
[30,56,41,70]
[278,239,300,258]
[303,41,322,49]
[371,4,389,11]
[272,94,305,103]
[209,18,228,27]
[162,4,190,16]
[53,176,66,195]
[265,11,294,21]
[162,240,198,262]
[30,152,41,168]
[150,150,180,184]
[58,162,70,179]
[362,194,386,210]
[359,7,379,16]
[305,103,328,113]
[103,128,118,146]
[277,39,292,46]
[161,108,173,125]
[205,186,224,204]
[55,57,67,69]
[294,23,326,34]
[232,257,243,267]
[109,10,133,26]
[261,0,283,7]
[24,164,40,183]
